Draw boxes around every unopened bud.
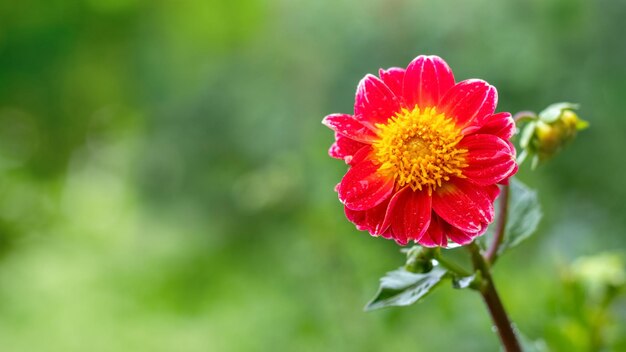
[403,246,435,273]
[519,103,588,168]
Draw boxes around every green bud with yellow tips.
[518,103,589,169]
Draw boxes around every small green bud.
[518,103,588,168]
[404,246,435,273]
[405,257,433,273]
[534,121,560,156]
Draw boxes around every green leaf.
[538,102,579,123]
[519,121,536,149]
[480,178,542,253]
[498,178,542,255]
[365,266,448,311]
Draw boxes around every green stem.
[513,110,537,123]
[468,243,522,352]
[485,184,510,264]
[434,249,472,277]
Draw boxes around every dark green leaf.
[365,266,447,311]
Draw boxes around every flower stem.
[512,110,537,123]
[434,249,472,277]
[468,242,522,352]
[485,184,509,264]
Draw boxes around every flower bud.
[519,103,588,168]
[404,246,435,273]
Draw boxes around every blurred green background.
[0,0,625,351]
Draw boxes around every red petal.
[379,227,394,240]
[432,179,496,233]
[369,219,407,245]
[403,55,455,109]
[439,79,497,131]
[472,112,515,140]
[344,197,391,235]
[322,113,377,143]
[499,162,519,185]
[382,187,432,243]
[385,227,409,246]
[391,226,408,246]
[354,74,401,129]
[419,214,447,247]
[344,206,366,231]
[378,67,405,102]
[338,147,395,211]
[445,222,477,246]
[485,184,501,202]
[329,133,367,164]
[421,215,483,247]
[459,134,517,186]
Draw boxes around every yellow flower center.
[373,106,467,193]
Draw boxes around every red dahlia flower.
[323,55,518,247]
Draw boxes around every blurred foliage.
[0,0,625,351]
[546,253,626,351]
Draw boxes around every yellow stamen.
[373,106,467,194]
